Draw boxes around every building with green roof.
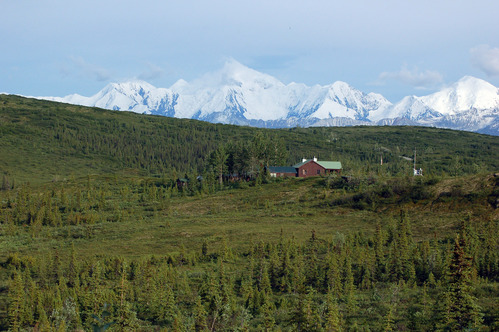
[269,158,342,178]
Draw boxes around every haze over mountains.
[40,60,499,135]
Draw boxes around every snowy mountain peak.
[102,80,156,98]
[330,80,352,90]
[456,75,495,88]
[421,76,499,115]
[110,80,156,90]
[327,81,362,100]
[200,59,284,90]
[171,79,188,92]
[220,58,255,76]
[452,76,498,101]
[367,75,499,133]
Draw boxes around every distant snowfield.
[36,60,499,135]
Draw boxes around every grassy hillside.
[0,171,497,330]
[2,171,497,259]
[1,94,498,184]
[0,95,498,330]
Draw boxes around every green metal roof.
[292,159,342,170]
[316,161,342,170]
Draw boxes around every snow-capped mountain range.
[40,60,499,135]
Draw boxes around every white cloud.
[69,56,111,82]
[470,45,499,77]
[138,62,165,81]
[378,65,443,89]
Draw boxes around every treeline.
[0,95,252,178]
[4,217,497,331]
[0,176,203,231]
[207,132,288,184]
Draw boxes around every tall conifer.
[324,288,342,332]
[436,233,483,330]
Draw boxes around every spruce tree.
[240,275,254,308]
[1,174,11,190]
[291,253,306,294]
[115,260,139,331]
[261,298,276,331]
[34,289,51,331]
[325,251,342,298]
[8,269,25,332]
[279,247,292,293]
[68,242,80,288]
[193,296,208,331]
[300,287,322,332]
[324,288,342,332]
[342,256,356,310]
[52,250,63,285]
[208,145,228,186]
[436,233,483,330]
[383,305,395,332]
[171,313,185,332]
[388,211,415,282]
[305,245,320,288]
[259,261,272,295]
[201,240,208,259]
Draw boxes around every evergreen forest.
[0,94,498,331]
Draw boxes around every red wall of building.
[297,161,326,177]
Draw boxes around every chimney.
[302,158,307,163]
[313,156,317,162]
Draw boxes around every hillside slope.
[1,94,498,184]
[0,169,497,330]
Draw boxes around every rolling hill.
[1,94,498,185]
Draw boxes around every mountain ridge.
[36,60,499,135]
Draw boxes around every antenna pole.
[414,149,416,170]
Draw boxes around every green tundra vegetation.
[0,94,498,331]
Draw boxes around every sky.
[2,0,499,102]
